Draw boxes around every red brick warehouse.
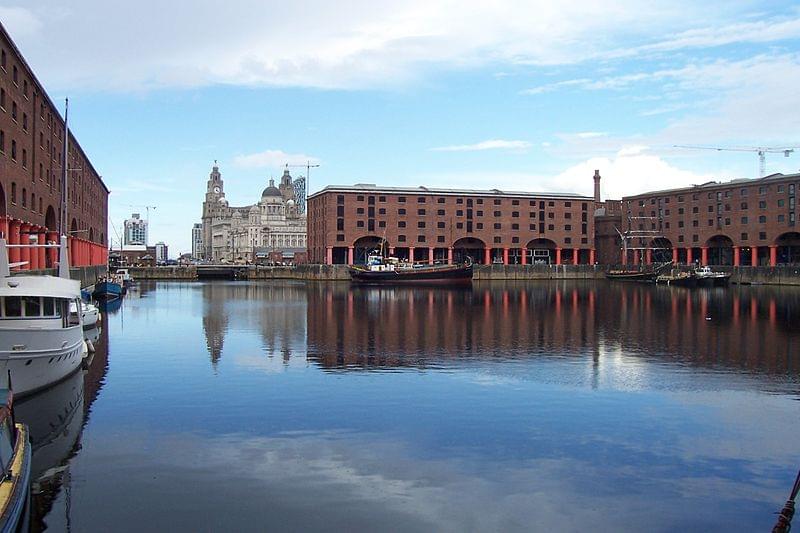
[307,184,596,266]
[0,22,108,269]
[613,173,800,267]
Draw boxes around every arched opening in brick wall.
[352,236,389,264]
[526,238,557,265]
[776,232,800,264]
[45,206,56,231]
[706,235,734,266]
[453,237,486,264]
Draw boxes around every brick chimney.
[593,169,601,203]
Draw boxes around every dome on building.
[286,199,295,206]
[261,178,282,198]
[249,205,259,212]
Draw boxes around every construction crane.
[673,145,797,178]
[287,162,320,214]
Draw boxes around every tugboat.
[349,252,473,285]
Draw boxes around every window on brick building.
[564,224,571,231]
[476,210,483,216]
[494,223,501,229]
[693,206,699,214]
[417,221,425,228]
[493,210,501,217]
[678,235,684,242]
[456,222,463,229]
[356,207,364,214]
[565,237,572,244]
[11,102,16,121]
[778,214,785,222]
[548,224,554,231]
[759,232,766,240]
[493,236,501,243]
[741,216,748,224]
[778,185,785,193]
[398,221,406,228]
[21,188,26,208]
[12,65,18,85]
[0,50,5,70]
[379,208,386,215]
[725,218,731,225]
[398,208,406,215]
[417,208,425,215]
[759,201,766,208]
[417,235,425,242]
[10,140,16,160]
[759,186,767,195]
[494,199,501,205]
[759,215,767,223]
[356,220,364,228]
[398,196,406,203]
[337,195,344,204]
[378,196,386,202]
[21,149,26,168]
[708,219,713,226]
[476,223,483,229]
[378,221,386,228]
[456,210,463,216]
[548,212,554,219]
[22,113,27,131]
[437,209,444,216]
[693,234,699,242]
[440,198,448,204]
[512,223,519,230]
[778,199,785,207]
[741,233,748,240]
[437,236,445,243]
[437,221,445,228]
[417,197,426,203]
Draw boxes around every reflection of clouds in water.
[88,428,786,532]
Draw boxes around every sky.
[2,1,799,255]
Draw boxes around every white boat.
[70,300,101,329]
[693,265,732,287]
[0,236,87,396]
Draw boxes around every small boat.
[656,270,697,287]
[693,265,731,287]
[349,253,473,285]
[70,300,101,329]
[606,262,673,282]
[0,387,31,532]
[0,236,87,396]
[115,268,134,293]
[92,277,123,301]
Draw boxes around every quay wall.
[14,265,108,288]
[124,264,800,285]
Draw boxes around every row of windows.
[636,183,797,207]
[340,193,589,210]
[0,296,76,318]
[341,205,588,221]
[342,217,588,233]
[675,232,771,243]
[334,234,590,245]
[640,197,796,217]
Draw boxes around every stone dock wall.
[15,265,108,288]
[124,264,800,285]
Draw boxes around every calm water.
[17,281,800,532]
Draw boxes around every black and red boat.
[605,261,673,282]
[349,254,473,285]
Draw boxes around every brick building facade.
[607,173,800,266]
[0,22,108,269]
[307,184,596,265]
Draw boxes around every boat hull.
[349,264,473,285]
[695,274,731,287]
[0,326,85,396]
[606,271,658,282]
[93,281,122,301]
[0,424,31,533]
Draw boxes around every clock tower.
[201,162,227,260]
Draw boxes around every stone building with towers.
[200,163,307,263]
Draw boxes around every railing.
[0,215,107,270]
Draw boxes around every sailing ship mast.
[615,213,671,264]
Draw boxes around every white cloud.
[430,139,532,152]
[232,149,319,169]
[6,0,773,92]
[0,6,43,37]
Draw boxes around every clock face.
[213,187,220,193]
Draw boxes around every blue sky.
[2,1,799,254]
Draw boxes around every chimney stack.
[593,169,601,204]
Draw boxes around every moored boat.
[0,387,31,533]
[92,277,123,301]
[349,254,473,285]
[606,262,672,282]
[693,265,731,287]
[0,237,87,396]
[70,300,101,329]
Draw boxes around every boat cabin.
[0,296,82,328]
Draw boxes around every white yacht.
[0,236,86,396]
[70,300,101,329]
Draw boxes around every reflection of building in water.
[306,283,800,376]
[200,282,307,369]
[202,284,230,369]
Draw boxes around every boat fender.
[85,339,95,354]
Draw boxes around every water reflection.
[303,283,799,380]
[22,281,798,532]
[16,325,109,532]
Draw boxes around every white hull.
[0,326,86,396]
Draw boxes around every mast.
[60,98,69,236]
